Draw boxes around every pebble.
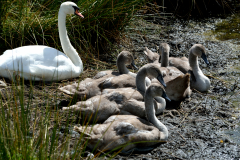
[176,149,187,159]
[0,80,7,88]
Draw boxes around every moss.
[213,13,240,41]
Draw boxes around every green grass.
[0,76,123,159]
[0,0,146,64]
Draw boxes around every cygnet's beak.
[162,91,171,101]
[201,52,209,65]
[157,74,166,88]
[131,61,138,70]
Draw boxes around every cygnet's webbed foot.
[92,71,108,79]
[74,126,92,137]
[62,105,88,112]
[163,109,181,118]
[59,83,82,94]
[59,83,92,100]
[74,126,104,142]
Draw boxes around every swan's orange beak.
[75,10,84,18]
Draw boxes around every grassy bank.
[0,77,99,159]
[0,0,146,63]
[0,0,147,159]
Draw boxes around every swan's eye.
[72,6,84,18]
[72,6,80,11]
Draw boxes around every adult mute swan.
[0,2,84,81]
[74,83,169,152]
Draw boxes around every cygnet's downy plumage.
[59,51,149,99]
[187,44,210,92]
[74,83,169,152]
[144,47,160,64]
[160,43,210,92]
[145,44,191,101]
[62,63,167,123]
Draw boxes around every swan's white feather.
[0,2,83,81]
[0,45,81,81]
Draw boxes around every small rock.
[216,111,232,118]
[176,149,187,159]
[0,80,7,88]
[87,153,94,159]
[151,48,156,52]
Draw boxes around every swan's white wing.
[0,45,78,80]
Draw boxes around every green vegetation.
[0,0,148,159]
[0,0,146,63]
[0,77,98,159]
[0,75,129,159]
[213,13,240,41]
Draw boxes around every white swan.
[74,83,168,152]
[0,2,83,81]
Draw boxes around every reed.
[0,0,146,63]
[0,75,123,159]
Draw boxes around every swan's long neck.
[117,58,138,79]
[189,50,210,92]
[161,51,169,67]
[58,9,83,69]
[189,50,203,75]
[117,58,129,74]
[136,69,147,95]
[145,91,168,140]
[153,97,166,114]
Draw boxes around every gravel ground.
[110,17,240,159]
